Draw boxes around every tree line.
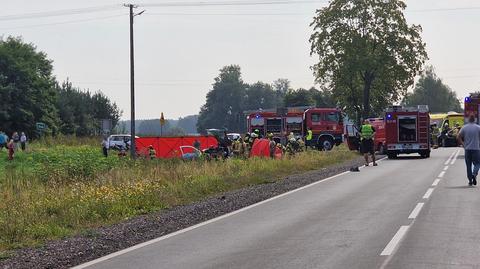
[0,37,121,138]
[196,65,335,133]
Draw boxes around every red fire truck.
[385,105,431,159]
[464,93,480,122]
[344,117,386,154]
[246,107,344,150]
[368,118,386,154]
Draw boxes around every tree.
[403,66,462,113]
[57,80,122,136]
[309,0,428,120]
[0,36,59,137]
[197,65,247,133]
[284,88,315,107]
[309,87,337,107]
[244,82,277,111]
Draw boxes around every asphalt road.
[75,148,477,269]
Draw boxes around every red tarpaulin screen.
[250,139,283,159]
[136,136,218,158]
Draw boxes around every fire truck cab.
[385,105,431,159]
[303,108,343,150]
[246,107,343,150]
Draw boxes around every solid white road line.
[450,149,461,165]
[71,156,387,269]
[408,203,425,219]
[438,171,445,178]
[443,166,449,171]
[432,179,441,186]
[380,226,410,256]
[444,150,456,165]
[423,188,434,199]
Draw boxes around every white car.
[108,134,139,150]
[227,133,241,141]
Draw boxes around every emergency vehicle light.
[386,113,393,119]
[255,114,261,119]
[465,97,471,103]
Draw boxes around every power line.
[0,4,121,21]
[139,0,327,7]
[145,12,311,16]
[0,14,125,30]
[408,7,480,13]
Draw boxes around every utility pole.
[124,4,144,159]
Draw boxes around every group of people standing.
[229,129,308,159]
[0,131,28,160]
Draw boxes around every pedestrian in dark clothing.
[20,132,27,151]
[0,131,6,151]
[12,132,19,151]
[101,137,109,157]
[458,114,480,186]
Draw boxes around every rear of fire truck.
[385,105,431,159]
[465,93,480,123]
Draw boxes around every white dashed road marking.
[380,226,410,256]
[432,179,441,186]
[408,203,425,219]
[423,188,434,199]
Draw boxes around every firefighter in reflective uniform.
[360,120,377,166]
[148,145,156,160]
[232,138,241,157]
[431,123,439,149]
[305,127,313,150]
[267,133,276,159]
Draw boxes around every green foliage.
[284,88,315,107]
[284,87,337,108]
[0,36,121,138]
[403,66,462,113]
[57,80,122,136]
[0,37,59,137]
[309,0,428,119]
[197,65,248,133]
[0,142,356,251]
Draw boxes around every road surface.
[75,148,479,269]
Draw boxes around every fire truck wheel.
[387,152,397,159]
[319,137,334,151]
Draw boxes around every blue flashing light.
[465,97,471,103]
[255,114,261,119]
[386,113,393,120]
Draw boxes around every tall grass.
[0,140,356,253]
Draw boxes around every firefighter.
[305,127,313,150]
[267,133,276,159]
[431,123,439,149]
[360,119,377,166]
[148,145,156,160]
[232,137,242,157]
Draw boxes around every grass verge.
[0,142,356,254]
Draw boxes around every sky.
[2,0,480,120]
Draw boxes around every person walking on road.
[360,119,377,167]
[457,114,480,186]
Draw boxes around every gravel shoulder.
[1,156,368,269]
